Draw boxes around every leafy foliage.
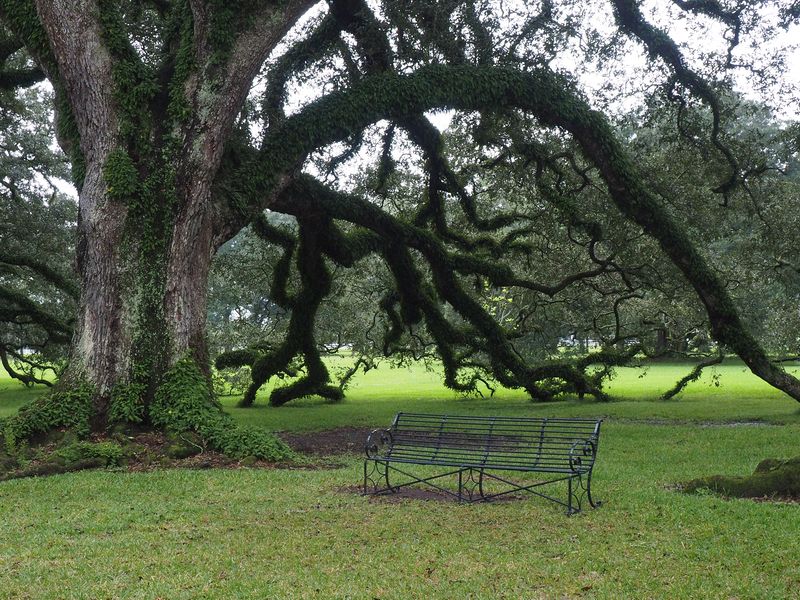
[1,383,93,454]
[150,359,293,460]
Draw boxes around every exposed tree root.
[681,457,800,499]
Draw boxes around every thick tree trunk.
[69,184,130,418]
[164,193,219,370]
[66,174,218,427]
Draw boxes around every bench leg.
[384,461,393,492]
[585,470,601,509]
[456,468,484,503]
[567,473,602,515]
[363,460,393,495]
[566,476,584,516]
[567,477,574,515]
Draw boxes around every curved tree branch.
[233,62,800,401]
[610,0,740,198]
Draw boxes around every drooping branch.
[669,0,740,24]
[610,0,740,198]
[402,115,523,238]
[329,0,393,72]
[0,2,59,77]
[0,348,54,387]
[240,62,800,401]
[288,176,623,299]
[238,214,345,407]
[0,253,79,299]
[0,65,44,89]
[274,176,619,400]
[261,12,343,129]
[325,0,528,244]
[0,286,73,345]
[662,352,725,400]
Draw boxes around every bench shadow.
[338,484,524,503]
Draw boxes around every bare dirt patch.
[278,426,373,456]
[0,428,294,481]
[121,430,263,472]
[2,426,372,482]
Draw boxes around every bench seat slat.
[387,450,593,466]
[396,439,592,448]
[391,435,592,446]
[376,456,590,473]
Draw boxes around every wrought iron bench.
[363,412,603,514]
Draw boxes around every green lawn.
[223,360,800,432]
[1,362,800,598]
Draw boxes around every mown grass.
[1,362,800,598]
[0,375,44,421]
[223,359,800,432]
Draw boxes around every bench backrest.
[386,413,602,473]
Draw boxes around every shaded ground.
[2,426,370,482]
[278,426,373,456]
[0,429,290,481]
[121,431,276,472]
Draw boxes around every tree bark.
[32,1,127,410]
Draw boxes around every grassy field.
[1,362,800,598]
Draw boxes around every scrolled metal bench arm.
[365,428,393,458]
[568,439,597,472]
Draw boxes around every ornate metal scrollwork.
[458,468,484,502]
[568,439,596,472]
[365,428,393,459]
[363,459,390,494]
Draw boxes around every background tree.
[0,75,77,387]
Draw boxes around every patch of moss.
[52,441,126,468]
[165,431,203,459]
[0,439,126,482]
[681,457,800,499]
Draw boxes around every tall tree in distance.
[0,0,798,457]
[0,43,76,387]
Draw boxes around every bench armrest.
[365,428,393,459]
[568,438,597,472]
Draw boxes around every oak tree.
[1,0,798,457]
